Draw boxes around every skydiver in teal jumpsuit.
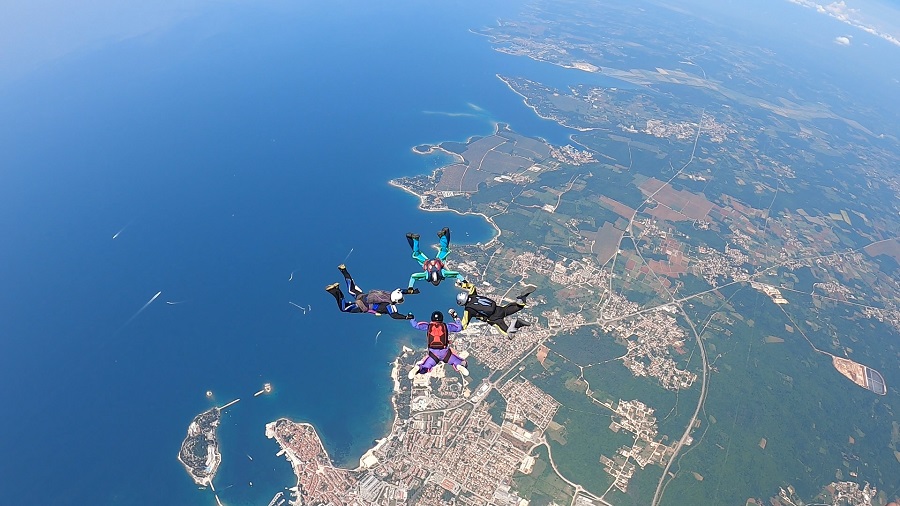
[404,227,464,293]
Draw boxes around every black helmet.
[431,310,443,322]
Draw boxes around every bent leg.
[446,350,467,368]
[407,234,428,265]
[326,284,345,311]
[488,318,510,334]
[437,228,451,261]
[495,303,523,320]
[343,276,362,297]
[417,354,438,374]
[412,251,428,265]
[343,302,363,313]
[338,265,363,296]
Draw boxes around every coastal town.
[265,352,565,506]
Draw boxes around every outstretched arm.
[409,319,429,331]
[446,318,463,333]
[455,279,476,329]
[461,308,472,329]
[408,271,426,289]
[457,279,476,294]
[442,269,463,281]
[385,304,413,320]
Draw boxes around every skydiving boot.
[453,363,470,376]
[437,227,450,241]
[507,319,531,340]
[325,283,344,307]
[516,285,537,306]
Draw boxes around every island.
[177,407,223,488]
[178,397,239,495]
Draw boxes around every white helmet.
[456,292,468,306]
[391,289,405,304]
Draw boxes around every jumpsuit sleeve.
[458,279,476,294]
[442,268,462,280]
[408,271,426,289]
[446,320,463,333]
[409,319,427,330]
[387,305,407,319]
[458,280,476,329]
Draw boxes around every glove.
[374,312,382,317]
[405,287,420,295]
[406,313,415,320]
[448,308,458,319]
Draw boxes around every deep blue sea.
[0,1,606,505]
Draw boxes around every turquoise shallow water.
[0,1,597,504]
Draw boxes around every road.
[651,309,708,506]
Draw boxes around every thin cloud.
[788,0,900,47]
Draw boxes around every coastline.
[356,347,409,468]
[495,73,595,133]
[267,346,416,497]
[393,123,528,248]
[387,179,503,248]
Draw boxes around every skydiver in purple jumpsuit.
[408,310,469,377]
